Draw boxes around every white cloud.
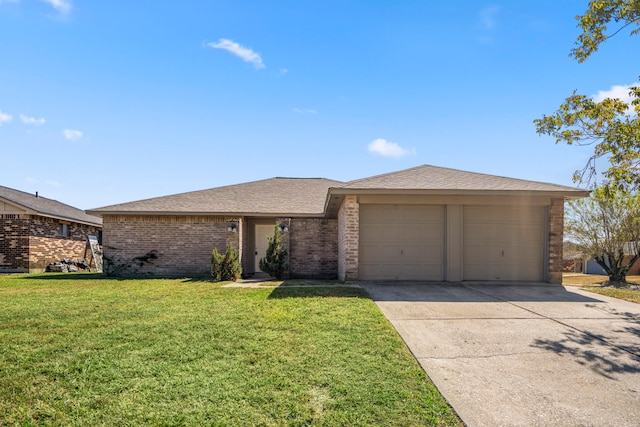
[207,38,265,69]
[293,108,317,114]
[0,110,13,126]
[63,129,83,140]
[479,5,499,30]
[592,83,639,114]
[20,114,45,125]
[368,138,412,158]
[41,0,71,14]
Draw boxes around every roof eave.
[328,188,591,198]
[85,210,327,218]
[0,196,102,227]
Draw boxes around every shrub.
[211,245,242,281]
[259,225,288,279]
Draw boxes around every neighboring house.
[584,242,640,275]
[0,186,103,273]
[86,165,588,283]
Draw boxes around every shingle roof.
[0,186,102,226]
[335,164,589,194]
[87,178,343,216]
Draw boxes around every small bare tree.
[565,189,640,285]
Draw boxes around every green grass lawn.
[0,274,460,426]
[578,286,640,304]
[563,274,640,304]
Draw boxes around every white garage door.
[463,206,546,281]
[359,204,445,280]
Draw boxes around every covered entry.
[359,204,445,280]
[463,205,546,281]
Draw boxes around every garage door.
[359,204,445,280]
[463,206,546,281]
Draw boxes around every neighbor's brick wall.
[548,198,564,284]
[28,215,101,271]
[338,196,359,281]
[102,215,240,276]
[0,216,29,271]
[289,218,338,279]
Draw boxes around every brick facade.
[29,216,100,271]
[337,196,359,281]
[102,215,240,276]
[0,216,29,271]
[288,218,338,279]
[0,214,100,272]
[548,198,564,284]
[97,197,567,283]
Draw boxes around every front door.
[254,224,274,272]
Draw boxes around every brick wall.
[102,215,240,276]
[548,198,564,284]
[0,216,29,271]
[28,216,101,271]
[289,218,338,279]
[338,196,359,281]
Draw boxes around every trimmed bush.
[259,225,288,279]
[211,245,242,281]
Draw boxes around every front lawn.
[563,273,640,304]
[0,274,460,426]
[578,286,640,304]
[562,273,640,286]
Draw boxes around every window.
[59,223,69,237]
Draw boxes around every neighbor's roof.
[333,164,590,195]
[0,185,102,226]
[87,178,344,217]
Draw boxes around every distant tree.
[259,225,288,280]
[565,189,640,285]
[534,1,640,191]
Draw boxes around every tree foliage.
[535,1,640,191]
[534,87,640,188]
[565,189,640,284]
[571,0,640,63]
[211,244,242,282]
[259,225,288,280]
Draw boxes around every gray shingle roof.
[335,164,589,194]
[88,178,343,216]
[0,185,102,226]
[88,165,589,218]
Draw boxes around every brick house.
[87,165,588,283]
[0,186,102,273]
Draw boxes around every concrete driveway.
[363,282,640,427]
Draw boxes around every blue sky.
[0,1,638,209]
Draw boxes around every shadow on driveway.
[363,281,640,426]
[363,281,601,303]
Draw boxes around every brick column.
[548,198,564,284]
[338,196,359,281]
[276,218,291,279]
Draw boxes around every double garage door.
[359,204,546,281]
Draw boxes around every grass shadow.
[268,286,370,299]
[14,273,106,280]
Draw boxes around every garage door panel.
[463,206,546,281]
[359,263,443,281]
[360,244,404,262]
[359,204,445,281]
[360,225,405,243]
